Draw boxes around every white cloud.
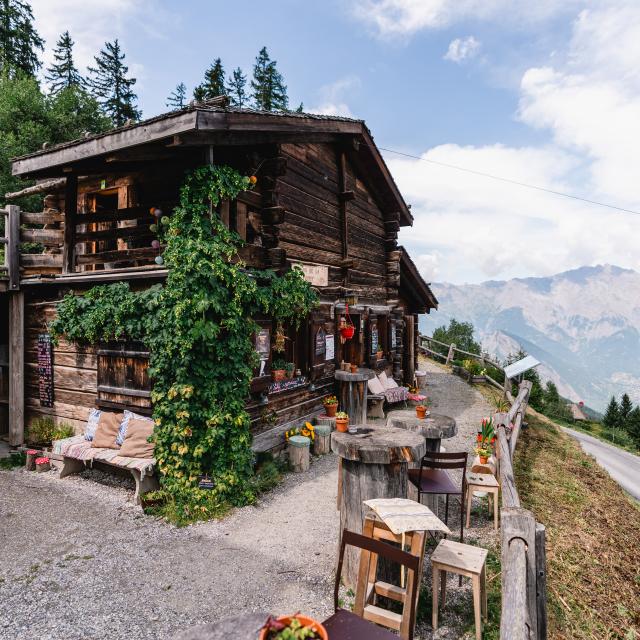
[443,36,481,63]
[308,76,361,117]
[351,0,585,38]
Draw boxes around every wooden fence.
[0,205,20,290]
[418,334,547,639]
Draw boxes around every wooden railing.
[419,334,547,639]
[0,205,20,289]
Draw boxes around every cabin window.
[368,313,389,366]
[96,342,152,415]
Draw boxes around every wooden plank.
[20,254,63,267]
[8,292,24,445]
[76,246,162,265]
[21,212,64,224]
[6,204,20,290]
[73,205,147,225]
[20,228,64,245]
[535,523,547,640]
[63,175,77,273]
[497,426,520,508]
[76,225,152,243]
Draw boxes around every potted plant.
[335,411,349,432]
[35,456,51,472]
[25,449,40,471]
[475,445,492,465]
[350,363,358,374]
[416,404,428,419]
[272,358,287,382]
[480,417,495,445]
[376,349,384,360]
[260,614,328,640]
[323,395,338,417]
[285,362,295,379]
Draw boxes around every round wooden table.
[386,410,457,452]
[334,368,375,425]
[331,423,427,587]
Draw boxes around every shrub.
[27,417,74,444]
[462,359,483,376]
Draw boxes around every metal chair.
[322,529,421,640]
[407,450,468,543]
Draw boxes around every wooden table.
[386,410,457,453]
[331,423,427,587]
[334,368,375,425]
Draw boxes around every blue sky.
[30,1,640,284]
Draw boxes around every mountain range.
[420,265,640,411]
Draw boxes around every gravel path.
[0,357,497,640]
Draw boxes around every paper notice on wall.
[325,334,335,361]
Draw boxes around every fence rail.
[419,334,546,639]
[0,205,20,289]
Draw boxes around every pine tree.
[226,67,247,107]
[45,31,82,94]
[619,393,633,430]
[195,58,225,101]
[602,396,621,433]
[0,0,44,77]
[627,406,640,448]
[251,46,288,112]
[295,102,304,113]
[87,39,140,127]
[166,82,187,109]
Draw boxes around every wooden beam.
[8,292,24,446]
[62,174,77,273]
[6,204,20,290]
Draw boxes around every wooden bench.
[52,434,159,504]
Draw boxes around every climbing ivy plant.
[50,165,318,518]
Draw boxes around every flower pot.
[376,350,383,360]
[479,456,489,465]
[260,615,328,640]
[336,417,349,432]
[324,403,337,418]
[340,325,355,340]
[416,406,427,419]
[25,449,39,471]
[271,369,286,382]
[287,369,295,379]
[350,364,358,374]
[36,461,50,473]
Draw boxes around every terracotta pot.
[340,325,355,340]
[25,450,39,471]
[479,456,489,464]
[36,462,50,473]
[416,406,427,419]
[336,418,349,433]
[350,364,358,374]
[324,403,337,417]
[271,369,286,382]
[259,615,328,640]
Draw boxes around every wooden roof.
[11,105,413,226]
[399,247,438,313]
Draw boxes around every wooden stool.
[354,515,427,639]
[431,539,488,640]
[288,435,310,472]
[313,424,332,455]
[466,472,500,531]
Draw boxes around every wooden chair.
[407,450,468,542]
[322,529,421,640]
[431,539,488,640]
[465,471,500,531]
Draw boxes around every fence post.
[535,523,547,640]
[445,342,456,365]
[6,204,20,290]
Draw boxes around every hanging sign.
[38,333,54,407]
[325,334,335,361]
[255,328,270,377]
[315,327,326,356]
[291,262,328,287]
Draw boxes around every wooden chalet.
[0,100,437,449]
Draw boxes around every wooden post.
[535,523,547,640]
[6,204,20,290]
[446,342,456,365]
[313,424,332,455]
[405,314,415,384]
[62,174,78,273]
[8,291,24,446]
[288,435,310,472]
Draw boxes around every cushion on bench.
[53,435,156,478]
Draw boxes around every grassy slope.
[515,412,640,638]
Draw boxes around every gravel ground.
[0,357,497,640]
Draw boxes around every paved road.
[563,426,640,501]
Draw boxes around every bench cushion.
[92,411,124,449]
[368,376,385,395]
[53,435,156,478]
[384,386,409,404]
[119,418,155,459]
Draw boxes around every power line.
[377,146,640,217]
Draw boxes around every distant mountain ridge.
[420,265,640,411]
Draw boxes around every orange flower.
[249,175,257,185]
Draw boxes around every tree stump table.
[386,411,457,453]
[331,423,427,588]
[386,411,457,513]
[334,368,375,425]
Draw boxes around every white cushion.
[386,377,399,389]
[377,371,389,389]
[368,377,385,395]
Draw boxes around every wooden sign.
[269,375,307,394]
[37,333,54,407]
[315,327,326,356]
[198,474,214,490]
[291,262,328,287]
